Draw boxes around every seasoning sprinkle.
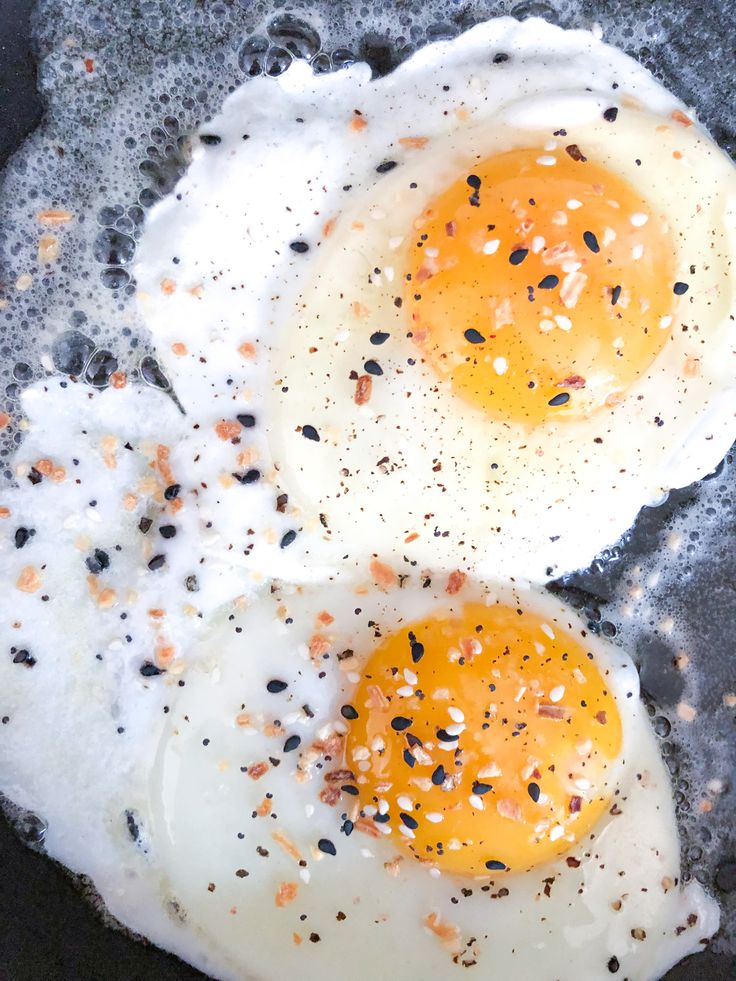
[538,274,559,289]
[583,230,600,254]
[548,392,570,407]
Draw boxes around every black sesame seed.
[485,860,507,871]
[200,133,222,146]
[302,424,320,441]
[27,468,43,485]
[400,812,418,830]
[138,516,152,534]
[374,812,390,823]
[289,241,309,254]
[341,820,354,836]
[528,782,541,802]
[583,230,600,254]
[86,549,110,575]
[341,784,359,796]
[164,483,181,500]
[538,274,559,289]
[370,331,390,345]
[341,704,359,720]
[432,765,446,786]
[148,554,166,571]
[603,107,619,122]
[436,728,457,743]
[611,285,622,306]
[391,716,412,732]
[237,413,256,428]
[364,359,383,376]
[267,679,288,693]
[466,174,481,190]
[159,524,177,539]
[280,530,297,549]
[403,748,415,768]
[509,248,528,266]
[464,328,486,344]
[14,527,32,549]
[376,160,398,174]
[12,649,35,667]
[673,281,689,295]
[233,469,261,485]
[318,838,337,856]
[493,52,509,64]
[140,662,164,677]
[472,782,493,796]
[607,956,620,974]
[283,734,301,753]
[548,392,571,407]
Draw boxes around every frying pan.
[0,1,734,978]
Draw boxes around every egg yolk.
[404,147,677,425]
[344,602,623,876]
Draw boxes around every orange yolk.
[344,602,623,876]
[404,147,677,424]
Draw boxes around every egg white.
[135,16,736,584]
[148,580,718,981]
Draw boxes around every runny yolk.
[404,147,677,425]
[344,602,623,876]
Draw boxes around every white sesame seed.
[574,778,592,790]
[576,739,592,756]
[445,723,465,736]
[404,668,418,685]
[630,212,648,227]
[347,671,360,683]
[469,795,485,810]
[352,746,370,761]
[371,736,385,752]
[536,155,557,166]
[384,266,395,282]
[631,243,644,260]
[659,315,673,330]
[448,707,465,723]
[602,226,617,246]
[566,198,583,210]
[396,685,414,697]
[550,825,565,841]
[360,848,374,858]
[429,867,441,878]
[544,139,558,151]
[554,315,572,331]
[539,318,555,332]
[482,239,500,255]
[305,804,315,817]
[397,795,413,811]
[388,235,404,250]
[300,868,311,883]
[541,623,555,640]
[514,686,527,702]
[531,235,546,253]
[478,763,502,779]
[426,812,444,823]
[425,247,439,258]
[493,356,508,375]
[364,805,377,817]
[399,825,415,839]
[549,685,566,703]
[613,336,624,348]
[378,799,389,815]
[572,668,586,684]
[437,740,459,751]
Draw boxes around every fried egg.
[149,579,719,981]
[135,16,736,584]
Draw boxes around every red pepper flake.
[355,374,372,405]
[370,558,397,591]
[248,761,269,781]
[215,419,241,441]
[398,136,429,150]
[566,856,581,868]
[595,710,608,725]
[446,570,467,595]
[671,109,693,127]
[275,881,298,907]
[84,57,95,73]
[569,795,582,813]
[556,375,586,389]
[445,220,456,237]
[537,703,570,720]
[565,144,587,162]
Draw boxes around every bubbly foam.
[0,0,734,970]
